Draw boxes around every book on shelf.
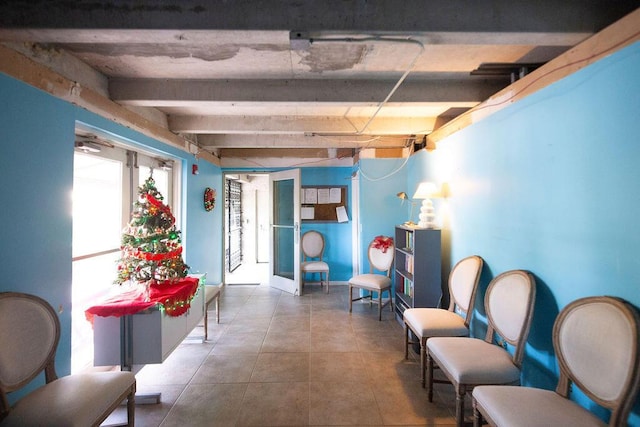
[406,231,413,251]
[405,256,413,274]
[402,277,414,297]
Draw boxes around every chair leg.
[426,351,434,402]
[472,398,483,427]
[204,307,209,341]
[455,389,466,427]
[215,296,219,324]
[127,388,136,426]
[348,284,353,312]
[378,291,383,321]
[404,324,409,359]
[420,337,427,387]
[326,272,329,293]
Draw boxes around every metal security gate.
[225,179,242,272]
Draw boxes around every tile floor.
[225,261,269,285]
[107,283,462,426]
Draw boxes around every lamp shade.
[412,182,438,199]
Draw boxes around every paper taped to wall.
[336,206,348,223]
[301,206,315,220]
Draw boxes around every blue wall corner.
[404,42,640,425]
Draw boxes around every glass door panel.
[72,150,126,373]
[139,163,171,202]
[269,169,300,295]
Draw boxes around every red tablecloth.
[85,277,200,323]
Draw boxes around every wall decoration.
[204,187,216,211]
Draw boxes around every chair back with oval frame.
[472,296,640,427]
[0,292,136,426]
[301,230,330,292]
[348,237,395,320]
[554,296,640,425]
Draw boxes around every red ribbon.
[145,193,175,224]
[372,235,394,253]
[130,246,183,261]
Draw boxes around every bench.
[204,285,221,340]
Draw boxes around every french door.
[225,179,243,272]
[268,169,301,295]
[71,141,174,373]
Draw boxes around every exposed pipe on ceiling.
[290,33,425,137]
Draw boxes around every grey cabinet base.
[93,285,205,366]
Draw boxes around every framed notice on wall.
[301,185,348,222]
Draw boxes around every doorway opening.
[224,173,270,285]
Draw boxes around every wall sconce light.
[412,182,439,228]
[397,191,418,227]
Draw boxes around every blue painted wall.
[407,42,640,424]
[300,167,353,281]
[0,73,223,392]
[0,75,76,382]
[183,159,223,281]
[356,158,408,253]
[355,158,408,299]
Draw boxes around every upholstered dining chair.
[0,292,136,426]
[426,269,536,427]
[472,296,640,427]
[301,230,330,293]
[348,236,395,320]
[403,255,484,387]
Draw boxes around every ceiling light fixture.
[74,140,102,153]
[159,161,172,171]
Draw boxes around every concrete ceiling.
[1,1,638,165]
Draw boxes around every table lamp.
[412,182,438,228]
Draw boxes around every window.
[71,141,176,372]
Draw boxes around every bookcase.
[394,225,442,323]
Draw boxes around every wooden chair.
[348,237,395,321]
[300,230,330,293]
[403,255,484,387]
[426,270,536,427]
[0,292,136,426]
[472,296,640,427]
